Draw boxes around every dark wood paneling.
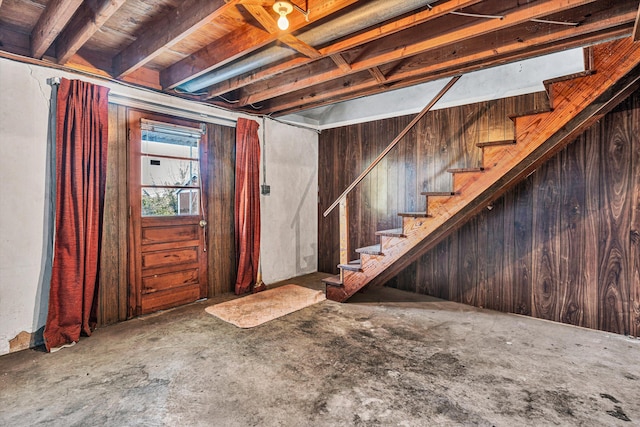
[559,141,587,327]
[631,92,640,338]
[501,189,516,313]
[98,103,128,326]
[485,195,504,311]
[598,101,632,335]
[318,89,640,337]
[457,217,477,306]
[531,160,560,320]
[583,126,600,331]
[631,89,640,337]
[513,175,532,316]
[206,123,237,296]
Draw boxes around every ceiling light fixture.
[273,1,294,30]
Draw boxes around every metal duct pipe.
[179,0,438,93]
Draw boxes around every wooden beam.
[278,34,322,59]
[263,11,634,115]
[205,0,483,98]
[161,0,359,89]
[242,4,280,33]
[113,0,240,78]
[633,1,640,41]
[330,54,351,72]
[30,0,83,59]
[234,0,600,106]
[368,67,387,83]
[56,0,127,65]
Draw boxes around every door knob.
[199,220,208,228]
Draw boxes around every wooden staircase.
[323,37,640,302]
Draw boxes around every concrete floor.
[1,273,639,426]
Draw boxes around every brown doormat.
[205,284,326,328]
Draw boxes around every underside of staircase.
[323,37,640,303]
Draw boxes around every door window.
[140,120,203,216]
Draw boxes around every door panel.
[129,110,208,316]
[142,224,199,244]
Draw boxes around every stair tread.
[447,167,484,173]
[509,106,552,120]
[375,228,406,237]
[398,211,431,217]
[338,260,362,271]
[321,275,343,287]
[476,140,516,148]
[420,191,457,196]
[543,70,596,88]
[355,244,383,255]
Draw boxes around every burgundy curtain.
[44,79,110,351]
[234,118,261,295]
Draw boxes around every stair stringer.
[327,37,640,303]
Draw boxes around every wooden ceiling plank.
[56,0,127,65]
[31,0,83,59]
[205,0,483,98]
[159,0,360,89]
[114,0,241,78]
[633,1,640,42]
[235,0,601,106]
[260,16,634,115]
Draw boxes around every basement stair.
[322,37,640,303]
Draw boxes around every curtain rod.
[46,76,237,128]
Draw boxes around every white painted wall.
[0,59,53,356]
[0,57,318,355]
[260,119,318,284]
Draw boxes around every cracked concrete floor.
[1,273,639,426]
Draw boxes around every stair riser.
[402,216,429,234]
[380,235,406,252]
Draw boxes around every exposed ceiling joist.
[235,0,601,107]
[330,54,352,72]
[56,0,127,65]
[30,0,83,59]
[368,67,387,83]
[160,0,360,89]
[243,2,322,58]
[263,15,635,115]
[633,1,640,42]
[114,0,240,78]
[1,0,635,118]
[205,0,483,99]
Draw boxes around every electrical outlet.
[261,184,271,195]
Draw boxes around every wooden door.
[128,110,208,316]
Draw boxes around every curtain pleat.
[234,118,261,295]
[43,78,109,351]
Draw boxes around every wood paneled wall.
[318,90,640,337]
[319,92,548,273]
[97,109,236,326]
[205,123,237,297]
